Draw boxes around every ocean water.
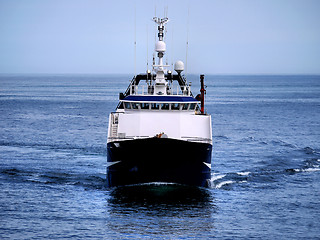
[0,74,319,239]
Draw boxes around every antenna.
[134,5,137,77]
[171,23,174,72]
[185,7,190,78]
[165,7,169,72]
[164,5,168,18]
[154,4,157,43]
[146,24,149,72]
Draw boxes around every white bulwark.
[108,99,212,145]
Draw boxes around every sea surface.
[0,74,319,239]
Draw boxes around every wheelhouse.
[121,95,200,111]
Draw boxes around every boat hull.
[106,138,212,188]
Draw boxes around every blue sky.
[1,0,320,74]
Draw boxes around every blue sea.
[0,74,319,239]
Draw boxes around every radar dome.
[174,60,184,73]
[155,41,166,52]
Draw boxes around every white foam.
[215,180,234,189]
[139,182,177,186]
[237,172,251,176]
[303,168,320,172]
[294,168,320,173]
[210,174,226,182]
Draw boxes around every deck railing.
[129,84,191,96]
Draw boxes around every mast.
[152,17,169,95]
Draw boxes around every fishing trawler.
[106,16,212,187]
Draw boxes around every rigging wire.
[146,24,149,72]
[165,7,168,68]
[185,6,190,79]
[171,23,174,72]
[134,5,137,77]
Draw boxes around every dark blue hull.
[106,138,212,188]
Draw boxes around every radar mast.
[152,17,169,95]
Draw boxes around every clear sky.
[1,0,320,75]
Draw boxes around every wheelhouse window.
[161,103,169,110]
[124,102,131,109]
[171,103,180,110]
[124,101,197,111]
[190,103,196,110]
[131,102,140,109]
[141,103,150,110]
[182,103,189,110]
[151,103,160,110]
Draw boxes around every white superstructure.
[108,99,212,144]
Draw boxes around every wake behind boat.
[106,16,212,187]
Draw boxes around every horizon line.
[1,72,320,76]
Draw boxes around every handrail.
[108,135,212,144]
[116,73,194,109]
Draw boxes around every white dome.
[174,60,184,73]
[155,41,166,52]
